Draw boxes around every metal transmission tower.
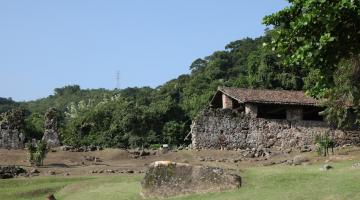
[115,70,121,90]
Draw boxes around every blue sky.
[0,1,288,101]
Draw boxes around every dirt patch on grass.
[16,187,60,198]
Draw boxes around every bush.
[27,141,48,166]
[315,134,335,157]
[149,144,161,150]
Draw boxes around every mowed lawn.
[1,161,359,200]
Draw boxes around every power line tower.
[115,70,120,90]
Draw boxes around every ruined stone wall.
[191,108,360,151]
[222,94,233,109]
[0,129,25,149]
[0,109,26,149]
[245,103,257,117]
[286,108,303,121]
[42,107,60,148]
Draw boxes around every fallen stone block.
[0,166,27,179]
[141,161,241,198]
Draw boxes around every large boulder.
[141,161,241,198]
[292,155,310,165]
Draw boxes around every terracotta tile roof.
[218,87,319,106]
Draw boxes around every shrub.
[27,141,48,166]
[149,144,161,150]
[315,134,335,157]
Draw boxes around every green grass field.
[1,161,359,200]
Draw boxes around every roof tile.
[219,87,318,106]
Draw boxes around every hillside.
[1,31,310,148]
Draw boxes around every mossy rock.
[141,161,241,198]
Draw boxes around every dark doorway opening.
[257,104,286,119]
[303,107,323,121]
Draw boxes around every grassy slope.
[0,177,92,200]
[0,162,359,200]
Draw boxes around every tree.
[321,57,360,128]
[189,58,207,72]
[24,112,44,139]
[264,0,360,127]
[264,0,360,77]
[162,121,185,145]
[54,85,81,96]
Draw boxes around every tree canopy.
[264,0,360,127]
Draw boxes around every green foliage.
[263,0,360,75]
[315,134,334,157]
[264,0,360,127]
[23,85,115,114]
[0,97,18,114]
[303,69,328,98]
[26,142,36,166]
[149,143,161,150]
[321,56,360,128]
[27,141,48,166]
[24,112,44,139]
[162,121,186,145]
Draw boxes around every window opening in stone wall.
[257,104,287,119]
[303,107,324,121]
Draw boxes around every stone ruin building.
[0,107,61,150]
[0,109,26,149]
[42,107,60,148]
[190,87,360,151]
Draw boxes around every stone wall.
[191,108,360,151]
[0,109,26,149]
[245,103,258,117]
[222,94,233,109]
[286,108,303,121]
[42,107,60,148]
[0,129,25,149]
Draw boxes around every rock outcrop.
[0,109,26,149]
[141,161,241,198]
[42,108,60,148]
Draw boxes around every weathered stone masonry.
[191,108,360,150]
[42,107,60,148]
[0,129,25,149]
[0,109,26,149]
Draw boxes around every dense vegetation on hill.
[0,97,18,113]
[1,31,304,148]
[1,0,359,147]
